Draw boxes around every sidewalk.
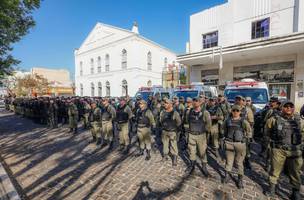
[0,162,20,200]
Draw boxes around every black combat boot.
[237,174,244,189]
[96,137,102,146]
[123,145,130,155]
[244,157,252,170]
[89,136,97,143]
[73,127,78,134]
[291,188,301,200]
[265,183,276,197]
[145,149,151,161]
[135,149,144,157]
[108,141,114,150]
[201,163,210,177]
[161,154,169,162]
[69,128,73,133]
[172,155,177,166]
[222,170,230,184]
[185,160,195,174]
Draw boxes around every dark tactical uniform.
[265,111,303,198]
[185,107,211,175]
[159,109,181,164]
[116,104,132,149]
[222,115,252,188]
[47,102,58,128]
[83,102,91,129]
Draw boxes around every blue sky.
[12,0,226,77]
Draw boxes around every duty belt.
[271,142,302,151]
[225,138,246,143]
[189,131,204,135]
[163,128,177,132]
[138,124,150,128]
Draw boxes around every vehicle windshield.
[173,90,198,99]
[224,89,269,104]
[136,91,153,101]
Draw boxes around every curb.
[0,162,21,200]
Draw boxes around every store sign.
[201,69,219,85]
[233,61,294,83]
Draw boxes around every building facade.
[177,0,304,110]
[75,22,176,97]
[31,67,74,96]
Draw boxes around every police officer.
[116,97,132,154]
[47,99,58,128]
[68,99,79,134]
[217,94,231,120]
[182,97,193,150]
[234,95,254,170]
[90,101,102,147]
[206,96,224,159]
[135,100,156,161]
[83,100,91,129]
[159,98,182,166]
[185,97,211,177]
[245,97,256,115]
[265,101,303,199]
[222,105,252,189]
[101,97,116,150]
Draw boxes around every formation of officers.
[4,93,303,200]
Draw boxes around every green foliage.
[0,0,40,78]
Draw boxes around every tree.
[0,0,40,79]
[12,73,49,97]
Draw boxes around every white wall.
[190,0,299,53]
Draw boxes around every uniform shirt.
[159,109,182,128]
[138,108,156,128]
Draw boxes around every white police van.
[224,79,270,111]
[172,82,218,100]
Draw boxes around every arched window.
[106,81,110,96]
[80,83,83,96]
[98,82,102,96]
[147,80,152,87]
[122,79,128,96]
[147,51,152,70]
[80,61,83,76]
[105,54,110,72]
[91,82,95,97]
[121,49,127,69]
[164,57,167,71]
[97,56,101,73]
[90,58,94,74]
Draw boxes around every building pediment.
[77,22,135,54]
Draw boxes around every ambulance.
[224,79,270,111]
[172,82,218,100]
[135,85,170,101]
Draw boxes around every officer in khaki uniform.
[185,97,211,177]
[265,101,303,199]
[206,96,224,159]
[159,98,181,166]
[83,100,91,129]
[135,100,156,161]
[101,98,116,150]
[222,105,252,189]
[68,99,79,134]
[183,97,193,146]
[90,101,102,147]
[234,95,254,170]
[116,97,132,154]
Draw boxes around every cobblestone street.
[0,109,303,200]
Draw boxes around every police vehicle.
[224,79,270,111]
[172,82,218,100]
[135,85,170,101]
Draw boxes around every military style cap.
[179,96,185,100]
[281,100,294,107]
[231,105,241,111]
[139,100,147,105]
[218,94,224,98]
[209,96,217,101]
[245,96,252,101]
[90,100,97,104]
[164,99,172,104]
[192,97,199,101]
[136,95,142,100]
[269,96,279,102]
[235,95,245,100]
[173,96,178,100]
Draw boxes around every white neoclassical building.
[74,22,176,97]
[177,0,304,109]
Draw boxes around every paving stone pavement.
[0,109,303,200]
